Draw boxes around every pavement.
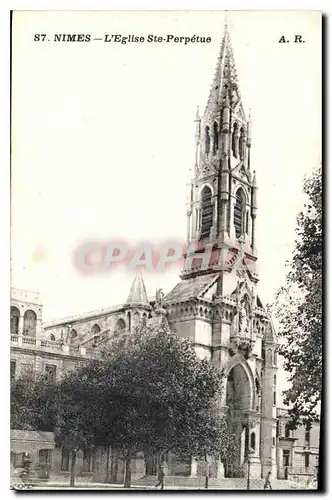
[12,481,317,491]
[11,475,318,491]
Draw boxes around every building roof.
[43,303,125,328]
[126,270,150,307]
[164,273,219,304]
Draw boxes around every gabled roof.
[164,273,219,304]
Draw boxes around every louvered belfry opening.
[234,188,245,238]
[205,125,210,155]
[200,186,213,240]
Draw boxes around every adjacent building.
[276,408,320,481]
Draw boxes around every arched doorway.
[225,363,253,477]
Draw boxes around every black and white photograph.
[9,10,322,491]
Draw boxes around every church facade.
[10,25,278,483]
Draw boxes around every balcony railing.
[10,334,102,359]
[40,339,63,351]
[22,336,37,345]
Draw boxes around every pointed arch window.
[250,432,256,451]
[205,126,210,155]
[234,188,246,238]
[200,186,213,240]
[232,122,238,158]
[115,318,126,334]
[239,127,245,160]
[91,324,100,336]
[70,329,78,341]
[213,121,218,154]
[127,311,132,331]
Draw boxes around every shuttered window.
[200,186,213,239]
[234,189,246,238]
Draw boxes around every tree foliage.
[84,322,230,485]
[11,366,56,431]
[273,166,322,426]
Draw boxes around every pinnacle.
[126,270,150,306]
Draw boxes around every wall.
[195,319,212,346]
[171,318,195,342]
[11,346,84,382]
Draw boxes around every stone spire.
[126,270,150,306]
[204,22,240,116]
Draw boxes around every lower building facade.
[276,408,320,481]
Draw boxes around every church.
[10,24,278,484]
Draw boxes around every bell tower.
[184,24,258,284]
[165,22,278,479]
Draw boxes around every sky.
[11,11,321,342]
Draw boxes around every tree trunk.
[112,448,119,483]
[70,449,77,487]
[124,452,132,488]
[205,455,209,489]
[105,445,111,483]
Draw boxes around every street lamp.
[246,448,255,490]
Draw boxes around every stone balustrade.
[10,334,100,359]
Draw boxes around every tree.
[10,365,94,487]
[52,367,102,487]
[11,366,56,431]
[273,166,322,426]
[73,322,231,487]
